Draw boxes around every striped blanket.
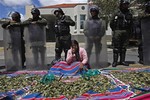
[49,61,83,76]
[0,70,150,99]
[0,86,135,100]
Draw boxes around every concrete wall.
[0,20,6,46]
[74,4,87,35]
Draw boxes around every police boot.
[112,53,118,67]
[55,48,61,60]
[96,53,100,67]
[120,49,129,66]
[138,46,143,64]
[138,54,143,64]
[21,55,26,69]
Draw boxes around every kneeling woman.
[49,40,90,76]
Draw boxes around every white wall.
[74,5,87,34]
[39,7,75,34]
[0,22,3,41]
[38,4,88,35]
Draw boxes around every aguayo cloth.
[1,69,150,100]
[0,70,136,100]
[24,24,47,70]
[3,26,22,71]
[141,17,150,65]
[49,61,82,76]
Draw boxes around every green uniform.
[54,15,75,60]
[110,9,133,67]
[2,21,26,69]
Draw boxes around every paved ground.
[0,42,140,71]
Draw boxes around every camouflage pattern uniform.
[54,8,75,60]
[110,0,133,67]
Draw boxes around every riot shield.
[84,19,108,68]
[3,27,22,71]
[84,1,108,69]
[141,18,150,65]
[24,24,47,70]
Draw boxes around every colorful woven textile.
[130,92,150,100]
[49,61,82,76]
[0,69,150,100]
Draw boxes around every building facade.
[39,3,88,35]
[25,3,88,42]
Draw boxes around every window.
[81,6,85,10]
[80,15,86,29]
[74,15,77,30]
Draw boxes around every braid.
[75,47,81,61]
[71,40,81,61]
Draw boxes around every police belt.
[59,33,70,36]
[114,30,127,32]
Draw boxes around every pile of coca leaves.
[0,74,115,98]
[0,74,41,92]
[2,71,149,98]
[111,71,150,93]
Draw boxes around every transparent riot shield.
[3,27,22,71]
[84,1,108,69]
[24,24,47,70]
[84,20,108,68]
[141,18,150,65]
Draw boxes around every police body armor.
[112,11,132,31]
[110,9,132,67]
[55,15,70,37]
[111,10,132,49]
[54,15,74,60]
[3,26,22,71]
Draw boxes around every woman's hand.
[79,62,84,70]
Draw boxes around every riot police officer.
[84,6,105,67]
[2,11,26,69]
[110,0,133,67]
[54,8,75,60]
[23,8,47,25]
[23,8,47,68]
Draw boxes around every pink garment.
[66,47,88,65]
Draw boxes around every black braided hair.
[71,40,81,61]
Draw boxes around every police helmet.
[31,8,40,15]
[54,8,64,15]
[145,1,150,7]
[90,6,99,14]
[11,11,21,19]
[120,0,130,5]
